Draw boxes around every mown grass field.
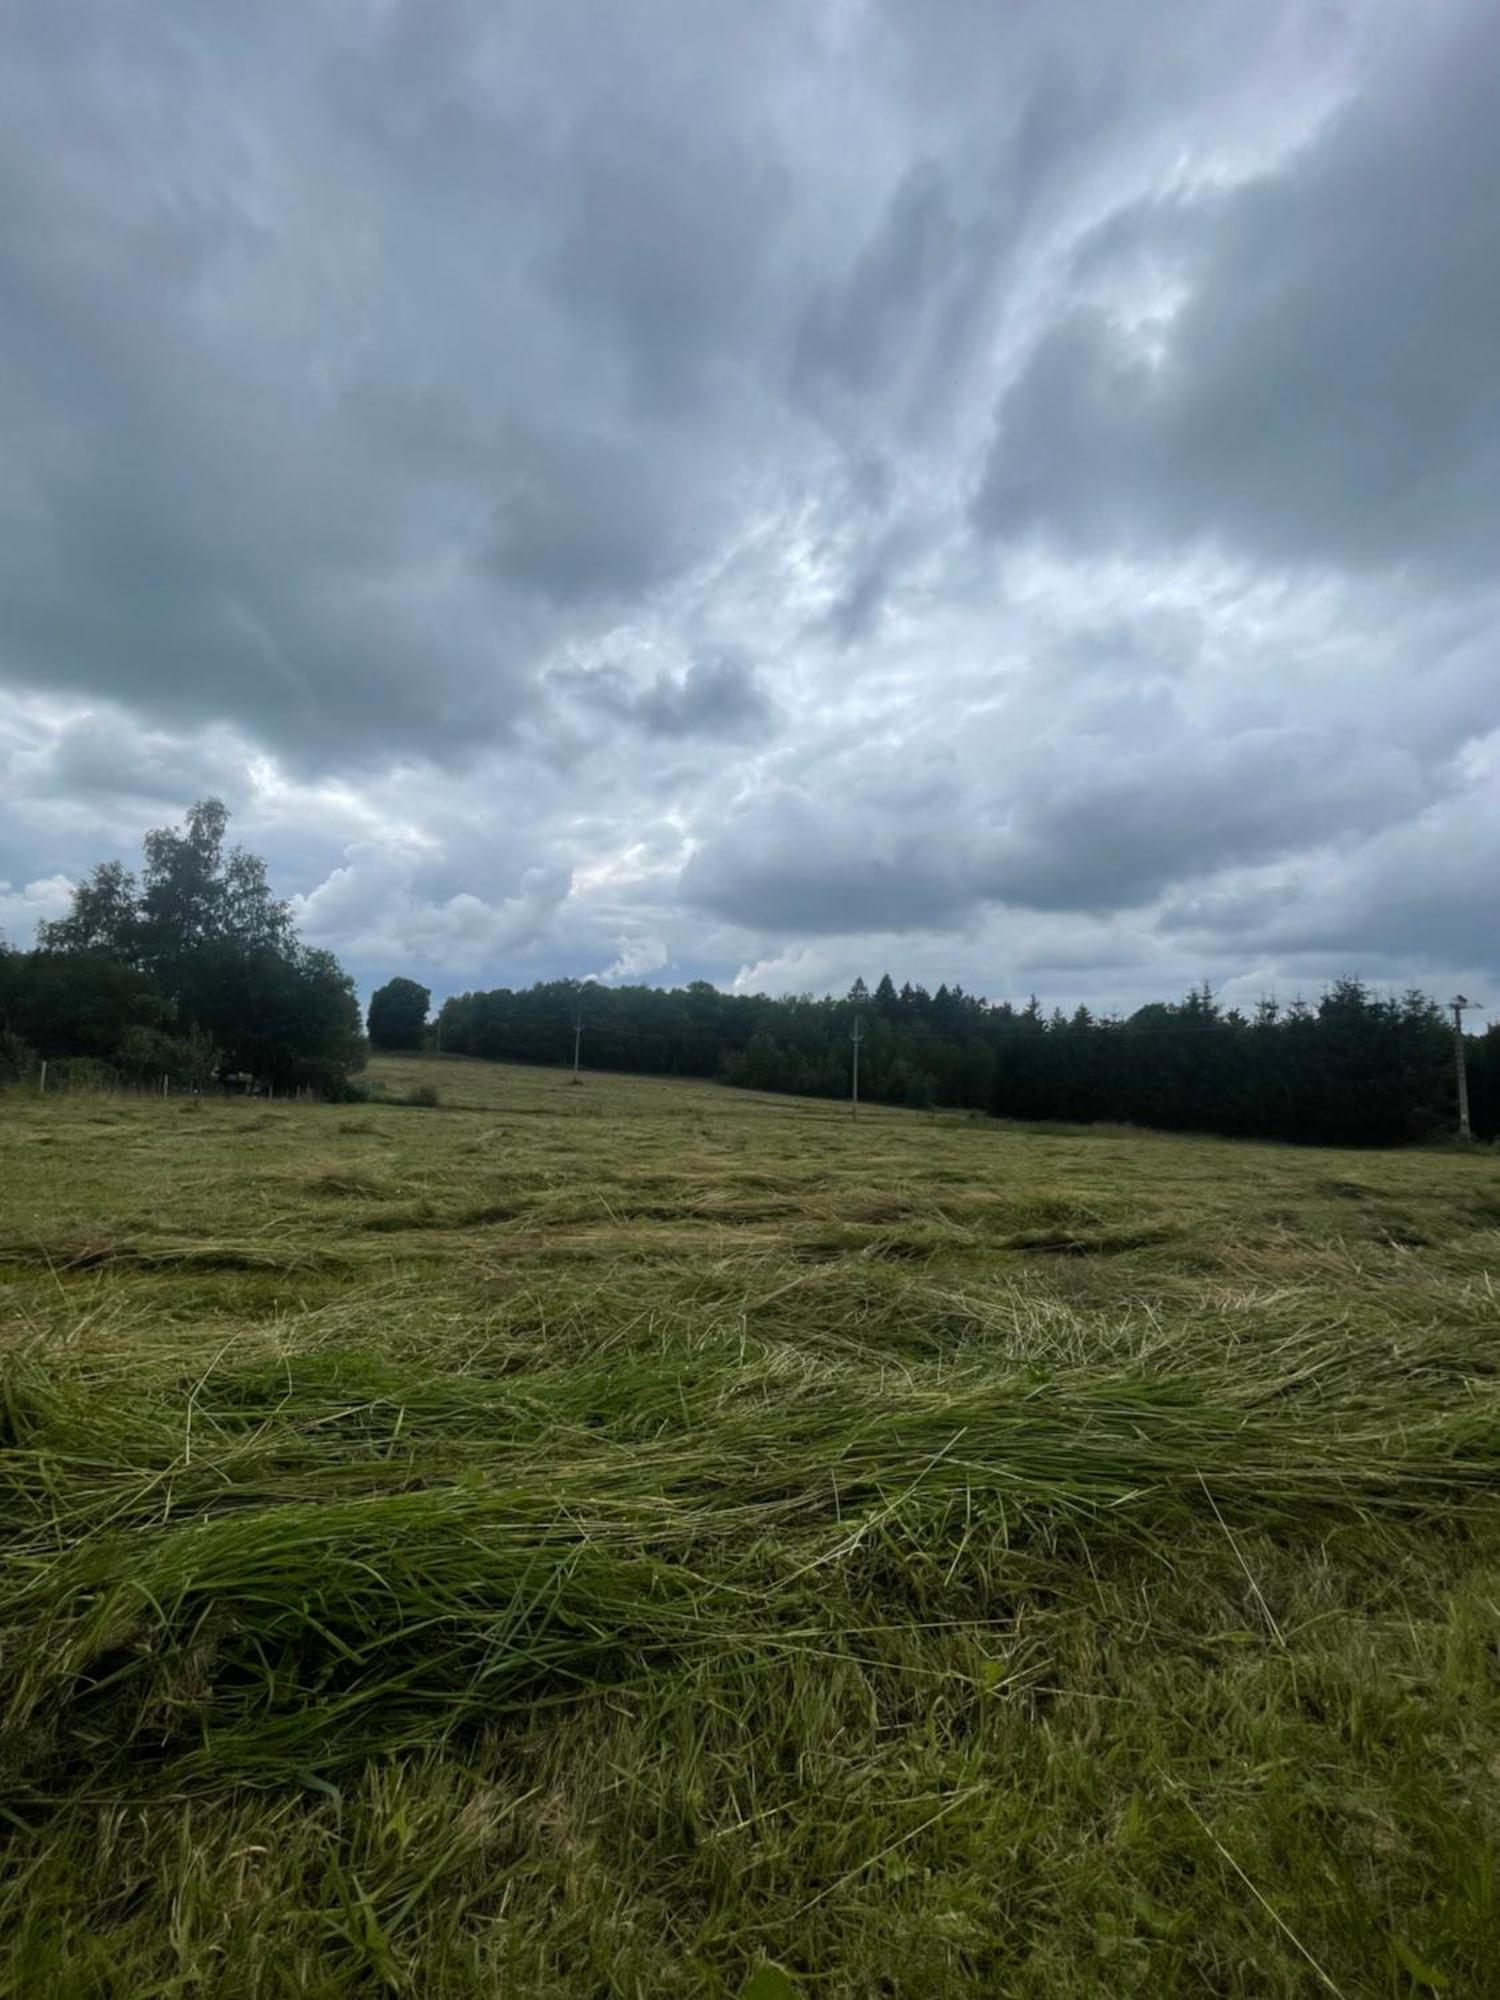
[2,1053,1499,1997]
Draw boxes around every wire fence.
[3,1056,320,1102]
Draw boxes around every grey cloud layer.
[0,0,810,758]
[1,0,1495,1008]
[975,7,1500,577]
[682,715,1432,935]
[0,0,1314,752]
[550,654,777,743]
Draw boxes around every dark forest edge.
[434,975,1500,1148]
[2,799,1494,1144]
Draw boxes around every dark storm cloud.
[487,427,703,607]
[787,49,1125,449]
[542,112,789,419]
[0,0,800,761]
[1160,782,1500,976]
[681,786,974,935]
[683,717,1433,935]
[552,654,776,742]
[979,729,1427,915]
[795,164,964,402]
[975,7,1500,578]
[0,4,520,760]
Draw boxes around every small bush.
[0,1028,38,1084]
[115,1024,221,1091]
[47,1056,122,1093]
[407,1083,441,1108]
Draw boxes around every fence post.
[38,1059,47,1095]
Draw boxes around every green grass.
[2,1052,1498,1996]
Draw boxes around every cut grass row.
[1,1059,1498,1994]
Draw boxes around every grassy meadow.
[2,1052,1499,1996]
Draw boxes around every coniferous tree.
[432,970,1467,1146]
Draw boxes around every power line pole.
[850,1014,863,1119]
[1450,995,1482,1141]
[572,994,584,1085]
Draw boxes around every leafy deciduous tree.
[11,802,362,1095]
[367,977,432,1051]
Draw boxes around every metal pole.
[1451,996,1481,1141]
[850,1016,863,1119]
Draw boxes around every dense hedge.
[436,974,1494,1147]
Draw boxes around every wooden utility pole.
[572,997,584,1085]
[1451,996,1482,1140]
[850,1015,863,1119]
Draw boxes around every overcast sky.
[2,0,1496,1016]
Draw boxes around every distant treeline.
[437,975,1500,1147]
[0,801,364,1096]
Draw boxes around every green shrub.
[0,1028,37,1083]
[114,1023,221,1090]
[45,1056,121,1092]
